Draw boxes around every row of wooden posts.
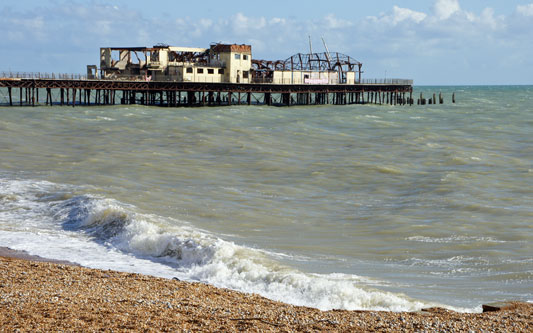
[3,87,455,107]
[418,92,456,105]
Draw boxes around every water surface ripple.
[0,85,531,310]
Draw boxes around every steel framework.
[252,52,362,81]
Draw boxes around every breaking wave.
[51,194,433,311]
[0,177,441,312]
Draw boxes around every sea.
[0,85,531,313]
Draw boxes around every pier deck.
[0,76,414,107]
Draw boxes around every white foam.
[0,177,456,312]
[406,235,505,244]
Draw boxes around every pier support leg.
[264,93,271,106]
[8,87,12,106]
[282,93,290,106]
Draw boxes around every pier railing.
[0,71,88,80]
[360,78,414,85]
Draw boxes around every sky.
[1,0,532,85]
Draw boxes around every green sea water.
[0,85,531,311]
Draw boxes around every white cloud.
[478,8,505,30]
[323,14,353,29]
[391,6,427,24]
[517,3,533,16]
[269,17,286,25]
[366,6,427,26]
[433,0,461,20]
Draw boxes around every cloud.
[391,6,427,24]
[517,3,533,16]
[0,0,531,84]
[433,0,461,20]
[367,6,427,26]
[323,14,353,29]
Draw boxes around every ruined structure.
[96,43,362,85]
[1,42,420,108]
[97,44,251,84]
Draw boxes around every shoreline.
[0,247,79,266]
[1,247,531,331]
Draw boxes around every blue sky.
[1,0,532,85]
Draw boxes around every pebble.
[0,256,531,332]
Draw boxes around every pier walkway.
[0,72,417,107]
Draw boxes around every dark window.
[197,68,204,74]
[243,55,248,60]
[218,68,224,74]
[186,67,193,73]
[207,68,214,74]
[243,71,249,79]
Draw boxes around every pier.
[0,42,453,108]
[0,73,416,107]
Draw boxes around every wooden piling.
[0,78,418,109]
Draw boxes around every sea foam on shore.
[1,178,438,312]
